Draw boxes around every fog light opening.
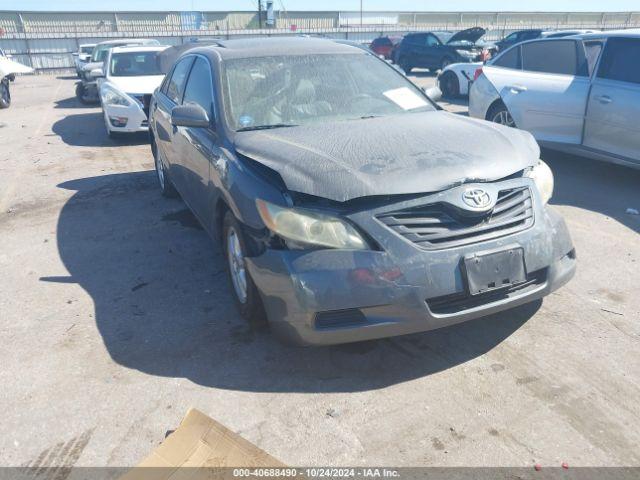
[109,116,128,127]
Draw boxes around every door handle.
[595,95,612,104]
[508,85,527,93]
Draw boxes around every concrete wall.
[1,10,639,71]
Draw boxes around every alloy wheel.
[227,227,247,304]
[492,109,516,127]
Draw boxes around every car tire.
[151,135,179,198]
[398,57,412,74]
[439,71,460,98]
[223,210,267,327]
[0,79,10,109]
[75,82,95,105]
[487,101,516,128]
[440,57,453,72]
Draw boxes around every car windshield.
[110,52,162,77]
[223,53,435,131]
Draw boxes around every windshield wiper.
[237,123,298,132]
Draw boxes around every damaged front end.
[233,151,574,346]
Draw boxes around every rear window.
[110,52,162,77]
[493,46,521,69]
[522,40,578,75]
[597,37,640,85]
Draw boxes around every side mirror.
[89,68,104,78]
[171,103,210,128]
[423,86,442,103]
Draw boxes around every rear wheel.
[398,57,412,74]
[487,101,516,128]
[151,135,179,198]
[75,82,96,105]
[0,79,10,109]
[223,211,267,326]
[439,71,460,98]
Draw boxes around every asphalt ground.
[0,73,639,470]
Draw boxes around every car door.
[583,37,640,163]
[174,56,222,227]
[405,34,427,67]
[153,56,195,193]
[484,39,591,144]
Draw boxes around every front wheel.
[223,211,266,326]
[0,79,11,109]
[439,71,460,98]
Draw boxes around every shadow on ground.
[544,149,640,234]
[48,171,539,393]
[52,111,149,147]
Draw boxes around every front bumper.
[245,180,576,346]
[103,103,149,133]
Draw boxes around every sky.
[1,0,639,12]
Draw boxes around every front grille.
[132,94,152,118]
[377,187,534,250]
[315,309,367,330]
[427,269,547,315]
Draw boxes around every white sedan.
[99,45,168,138]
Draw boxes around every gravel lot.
[0,74,639,470]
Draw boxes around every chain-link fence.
[2,10,639,72]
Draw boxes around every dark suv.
[394,27,486,74]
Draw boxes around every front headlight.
[101,87,131,107]
[256,199,369,250]
[526,160,554,204]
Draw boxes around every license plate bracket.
[464,247,526,296]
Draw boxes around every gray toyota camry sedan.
[149,37,576,346]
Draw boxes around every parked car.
[98,45,168,138]
[370,36,403,60]
[0,48,15,82]
[149,37,575,346]
[470,30,640,169]
[495,29,598,52]
[394,27,487,74]
[72,43,96,77]
[438,29,602,98]
[0,56,33,108]
[76,38,160,104]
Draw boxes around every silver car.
[470,30,640,169]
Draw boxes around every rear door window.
[493,46,521,69]
[583,41,604,76]
[166,57,195,104]
[522,40,578,75]
[597,37,640,85]
[425,34,440,47]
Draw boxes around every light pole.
[360,0,363,27]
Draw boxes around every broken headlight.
[526,160,554,204]
[256,199,369,250]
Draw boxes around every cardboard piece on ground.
[120,408,285,480]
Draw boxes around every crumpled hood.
[234,111,540,202]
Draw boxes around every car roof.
[79,43,96,47]
[184,37,367,60]
[110,45,168,54]
[577,28,640,40]
[96,38,157,46]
